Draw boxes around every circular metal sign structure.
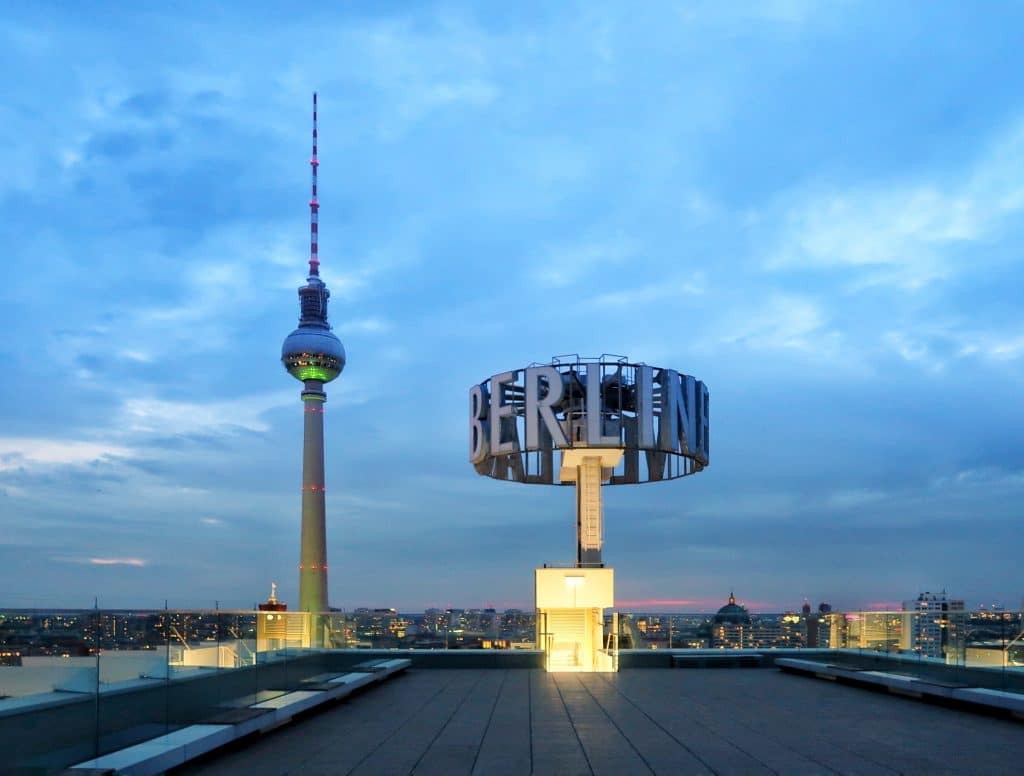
[469,355,709,485]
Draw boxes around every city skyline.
[1,3,1023,611]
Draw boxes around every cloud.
[51,556,148,567]
[405,79,499,118]
[680,0,824,26]
[883,330,944,372]
[714,294,834,354]
[532,233,635,288]
[684,491,799,521]
[982,335,1024,361]
[953,331,1024,363]
[118,349,153,363]
[578,275,706,309]
[0,438,131,471]
[118,391,293,436]
[341,317,392,334]
[826,489,885,510]
[884,325,1024,370]
[766,116,1024,289]
[89,558,146,567]
[768,188,973,288]
[334,19,502,137]
[933,467,1024,493]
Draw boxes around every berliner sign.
[470,355,709,485]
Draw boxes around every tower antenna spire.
[309,92,320,277]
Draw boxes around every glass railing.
[812,609,1024,690]
[615,609,1024,690]
[0,605,543,771]
[0,608,539,694]
[614,610,1023,660]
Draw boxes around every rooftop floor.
[181,668,1024,775]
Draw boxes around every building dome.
[713,592,751,625]
[281,327,346,383]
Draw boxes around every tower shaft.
[299,382,329,613]
[575,457,604,566]
[560,447,624,568]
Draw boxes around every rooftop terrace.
[182,667,1024,776]
[4,606,1024,772]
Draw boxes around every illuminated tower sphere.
[281,92,345,615]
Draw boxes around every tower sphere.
[281,327,345,383]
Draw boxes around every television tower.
[281,93,346,615]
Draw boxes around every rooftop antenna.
[309,92,320,277]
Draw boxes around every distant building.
[849,612,902,652]
[803,601,820,648]
[422,609,446,635]
[256,582,290,651]
[900,591,964,659]
[777,611,804,648]
[257,583,287,612]
[711,593,752,649]
[500,609,535,647]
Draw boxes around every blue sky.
[1,2,1023,612]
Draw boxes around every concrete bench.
[348,657,411,678]
[69,659,411,773]
[857,670,923,697]
[327,671,376,695]
[777,658,1024,715]
[71,724,233,776]
[775,657,830,672]
[952,687,1024,716]
[250,689,326,725]
[350,659,389,671]
[367,658,411,676]
[777,658,871,680]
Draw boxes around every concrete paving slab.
[471,669,532,776]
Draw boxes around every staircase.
[548,610,587,671]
